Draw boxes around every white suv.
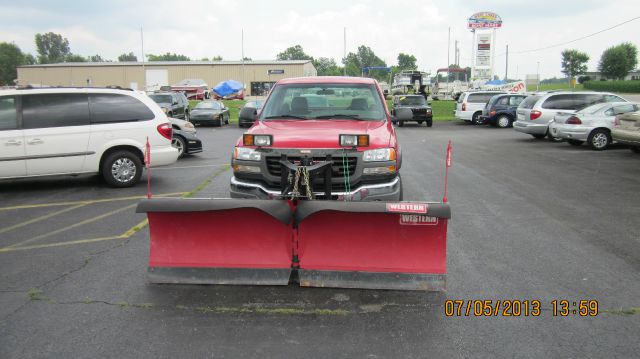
[0,87,179,187]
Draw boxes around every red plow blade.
[137,199,450,290]
[137,198,293,285]
[295,201,450,291]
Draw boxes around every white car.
[168,116,196,133]
[0,87,179,187]
[454,91,507,124]
[549,102,638,150]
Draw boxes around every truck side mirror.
[239,106,258,121]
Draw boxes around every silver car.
[513,92,627,140]
[549,102,638,150]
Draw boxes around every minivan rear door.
[0,95,26,177]
[22,93,92,175]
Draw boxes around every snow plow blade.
[295,201,451,291]
[136,198,293,285]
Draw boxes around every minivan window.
[520,95,541,109]
[509,96,524,106]
[89,94,155,123]
[468,93,502,103]
[22,93,90,129]
[541,94,575,110]
[0,96,17,130]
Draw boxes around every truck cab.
[230,76,412,201]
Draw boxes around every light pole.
[536,61,540,92]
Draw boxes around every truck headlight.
[243,134,272,146]
[363,148,396,162]
[234,147,261,161]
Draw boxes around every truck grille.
[266,156,357,178]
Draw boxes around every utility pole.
[446,27,450,98]
[536,61,540,92]
[241,28,245,91]
[343,27,347,76]
[140,26,145,90]
[505,44,508,81]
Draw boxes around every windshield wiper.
[264,115,309,120]
[314,114,364,120]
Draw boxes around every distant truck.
[391,95,433,127]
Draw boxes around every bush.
[577,76,591,84]
[583,80,640,93]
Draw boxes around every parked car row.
[455,89,639,153]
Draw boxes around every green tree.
[88,54,104,62]
[200,57,209,61]
[35,32,70,64]
[0,42,27,85]
[276,45,313,61]
[343,45,387,80]
[213,55,223,61]
[397,53,417,71]
[313,57,342,76]
[65,54,87,62]
[118,52,137,62]
[560,49,589,82]
[147,53,190,61]
[599,42,638,80]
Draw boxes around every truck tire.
[101,150,142,188]
[398,121,404,127]
[426,119,433,127]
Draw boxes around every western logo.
[386,202,428,214]
[399,214,438,225]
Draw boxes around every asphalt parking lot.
[1,121,639,358]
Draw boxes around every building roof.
[18,60,312,68]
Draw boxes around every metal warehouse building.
[17,60,317,96]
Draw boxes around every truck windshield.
[398,96,426,106]
[260,83,386,121]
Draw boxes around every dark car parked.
[172,128,203,158]
[391,95,433,127]
[148,92,190,120]
[189,100,230,126]
[238,100,264,128]
[480,94,527,128]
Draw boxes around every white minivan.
[0,87,179,187]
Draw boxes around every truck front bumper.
[230,176,402,201]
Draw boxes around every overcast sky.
[1,0,638,79]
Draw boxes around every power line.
[498,15,640,56]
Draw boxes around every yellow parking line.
[0,192,185,211]
[0,203,87,235]
[4,203,138,249]
[0,219,150,253]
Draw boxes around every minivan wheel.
[496,115,511,128]
[172,136,186,158]
[471,112,482,125]
[102,150,142,187]
[588,129,611,150]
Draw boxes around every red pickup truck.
[230,76,413,201]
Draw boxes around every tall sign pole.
[141,26,145,90]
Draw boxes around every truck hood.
[239,120,391,149]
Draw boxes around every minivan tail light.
[157,123,173,140]
[462,103,467,111]
[566,116,582,125]
[530,110,542,120]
